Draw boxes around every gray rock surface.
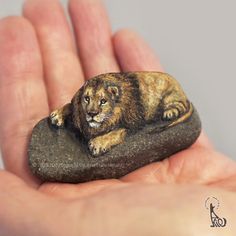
[28,108,201,183]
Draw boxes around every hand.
[0,0,235,235]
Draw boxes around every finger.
[69,0,120,78]
[113,29,163,72]
[191,131,213,149]
[113,29,211,148]
[0,17,49,187]
[23,0,84,110]
[209,174,236,191]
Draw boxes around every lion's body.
[137,72,188,120]
[50,72,192,156]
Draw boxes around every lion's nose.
[87,111,99,118]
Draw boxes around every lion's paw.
[88,138,110,157]
[50,110,64,127]
[163,108,179,121]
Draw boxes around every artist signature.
[205,197,227,227]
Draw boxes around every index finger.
[0,17,49,187]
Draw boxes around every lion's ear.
[107,85,120,101]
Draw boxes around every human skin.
[0,0,236,235]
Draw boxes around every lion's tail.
[167,102,194,128]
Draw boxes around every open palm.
[0,1,236,235]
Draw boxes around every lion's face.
[81,83,120,129]
[71,74,144,138]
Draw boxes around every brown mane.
[71,73,145,139]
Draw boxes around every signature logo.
[205,197,227,227]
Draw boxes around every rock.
[28,107,201,183]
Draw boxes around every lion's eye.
[84,96,90,103]
[100,99,107,105]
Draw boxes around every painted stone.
[28,72,201,183]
